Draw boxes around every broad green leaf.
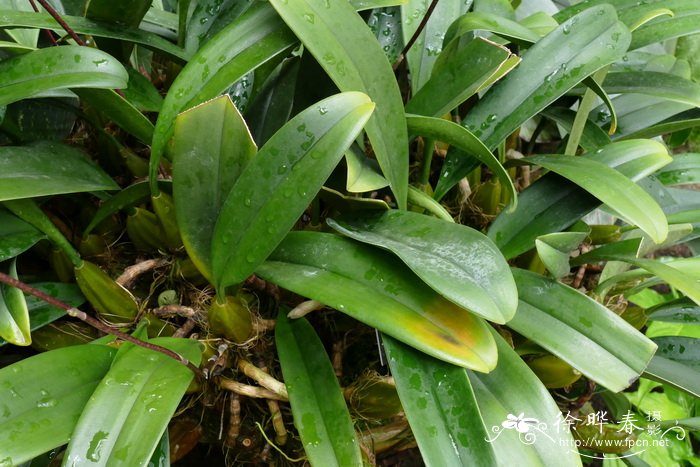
[85,0,153,59]
[652,336,700,369]
[150,2,297,193]
[443,11,541,45]
[489,140,672,259]
[368,7,402,63]
[656,153,700,186]
[0,0,38,47]
[319,186,390,213]
[509,268,657,392]
[0,345,116,465]
[437,5,631,196]
[75,89,155,144]
[0,45,127,107]
[540,107,611,152]
[184,0,255,57]
[270,0,409,209]
[406,115,516,209]
[631,13,700,50]
[384,336,498,466]
[172,96,255,281]
[275,312,362,467]
[211,92,375,290]
[83,182,153,236]
[407,185,453,222]
[599,71,700,107]
[344,145,389,193]
[0,11,187,61]
[401,0,463,93]
[517,154,668,243]
[0,260,30,345]
[535,232,588,279]
[327,210,517,324]
[256,231,497,371]
[601,95,694,141]
[148,431,170,467]
[468,329,582,467]
[405,37,519,119]
[352,0,407,10]
[0,208,44,262]
[644,356,700,399]
[0,142,118,201]
[122,68,163,113]
[647,300,700,324]
[64,338,202,466]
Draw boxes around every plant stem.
[393,0,441,71]
[35,0,85,46]
[564,67,609,155]
[0,271,205,379]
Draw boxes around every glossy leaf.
[83,182,152,236]
[437,5,631,196]
[656,153,700,186]
[64,338,202,466]
[276,312,362,467]
[270,0,409,209]
[328,209,517,324]
[443,10,541,45]
[468,329,582,467]
[488,140,672,259]
[0,208,44,262]
[600,71,700,107]
[211,92,375,290]
[401,0,462,93]
[0,142,118,201]
[172,96,256,281]
[652,336,700,369]
[406,115,516,208]
[344,145,389,193]
[535,232,588,279]
[150,2,297,192]
[644,355,700,399]
[406,185,452,222]
[517,154,668,243]
[184,0,255,57]
[256,231,497,371]
[508,268,657,392]
[405,37,519,119]
[0,10,187,61]
[351,0,407,10]
[384,336,498,466]
[75,89,155,144]
[631,13,700,50]
[647,300,700,324]
[0,260,30,346]
[0,345,116,465]
[540,107,611,152]
[122,68,163,113]
[0,45,127,107]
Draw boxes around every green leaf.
[0,142,118,201]
[64,338,202,466]
[648,300,700,324]
[184,0,255,57]
[443,10,541,45]
[644,355,700,399]
[517,154,668,243]
[0,259,30,346]
[468,329,582,466]
[122,68,163,113]
[275,312,362,467]
[599,71,700,107]
[535,232,588,279]
[508,268,657,392]
[401,0,463,93]
[540,107,611,152]
[0,208,44,262]
[384,336,498,466]
[406,115,516,208]
[0,344,116,465]
[172,96,256,281]
[327,210,517,324]
[368,7,402,63]
[83,181,153,236]
[344,145,389,193]
[652,336,700,370]
[489,140,671,259]
[75,89,155,144]
[437,5,631,196]
[656,153,700,186]
[405,37,520,119]
[0,0,38,47]
[211,92,375,290]
[150,2,297,193]
[0,45,127,107]
[0,10,187,61]
[351,0,407,10]
[406,185,453,222]
[270,0,409,209]
[631,13,700,50]
[256,231,497,371]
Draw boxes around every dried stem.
[237,359,289,399]
[35,0,86,46]
[0,271,204,380]
[218,377,288,401]
[116,258,168,288]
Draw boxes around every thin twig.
[0,271,205,379]
[28,0,59,46]
[392,0,441,71]
[116,258,168,288]
[35,0,86,46]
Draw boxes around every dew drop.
[244,198,252,207]
[303,13,315,23]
